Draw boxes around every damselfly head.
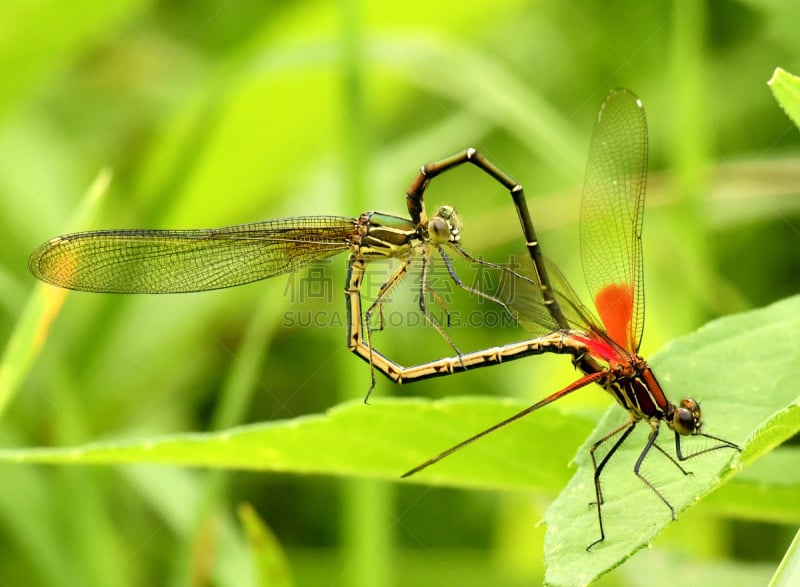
[428,205,461,244]
[671,397,703,436]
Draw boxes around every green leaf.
[768,68,800,131]
[0,397,595,492]
[1,296,798,586]
[703,447,800,524]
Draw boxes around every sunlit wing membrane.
[28,216,356,293]
[579,89,648,353]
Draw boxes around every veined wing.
[580,89,648,353]
[503,254,603,338]
[29,216,356,293]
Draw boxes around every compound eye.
[673,407,697,435]
[428,216,450,243]
[680,398,700,413]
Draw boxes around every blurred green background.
[2,1,800,586]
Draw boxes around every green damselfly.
[29,173,570,399]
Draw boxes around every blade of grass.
[769,526,800,587]
[0,169,111,416]
[238,503,294,587]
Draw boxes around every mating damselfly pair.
[29,89,740,549]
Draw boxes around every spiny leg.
[413,243,528,356]
[440,244,535,323]
[416,250,463,358]
[633,424,677,521]
[365,259,411,332]
[652,442,693,476]
[346,254,414,400]
[586,418,636,551]
[626,428,740,529]
[629,425,741,545]
[362,259,413,400]
[585,423,738,551]
[347,249,487,395]
[362,247,497,377]
[675,431,741,461]
[345,256,379,399]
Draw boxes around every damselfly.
[29,182,558,399]
[400,89,740,549]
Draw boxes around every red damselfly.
[400,89,740,549]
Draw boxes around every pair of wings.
[29,90,648,354]
[507,89,648,354]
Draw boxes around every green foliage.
[3,296,798,586]
[770,68,800,131]
[2,2,800,586]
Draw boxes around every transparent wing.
[500,255,561,336]
[29,216,356,293]
[580,89,648,353]
[502,255,600,338]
